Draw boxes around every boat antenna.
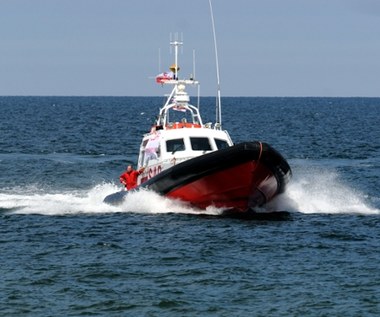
[193,49,201,109]
[158,47,161,73]
[209,0,222,129]
[170,33,182,80]
[192,49,196,81]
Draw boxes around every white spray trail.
[0,183,223,216]
[0,166,378,216]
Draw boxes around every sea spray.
[271,165,380,215]
[1,165,378,216]
[0,183,223,216]
[0,183,118,215]
[118,188,223,216]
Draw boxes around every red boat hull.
[166,161,278,211]
[141,141,291,213]
[104,142,291,214]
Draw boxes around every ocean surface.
[1,96,379,316]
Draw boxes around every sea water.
[1,96,379,316]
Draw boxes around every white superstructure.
[137,41,232,184]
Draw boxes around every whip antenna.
[209,0,222,129]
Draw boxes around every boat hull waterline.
[104,141,291,214]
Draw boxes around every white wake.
[0,166,378,216]
[0,183,222,216]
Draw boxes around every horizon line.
[0,95,379,98]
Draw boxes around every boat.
[104,37,292,217]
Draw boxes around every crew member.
[119,165,144,190]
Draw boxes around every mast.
[170,33,182,81]
[156,38,200,128]
[209,0,222,130]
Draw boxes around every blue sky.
[0,0,379,97]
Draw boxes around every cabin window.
[166,138,185,153]
[139,139,149,167]
[215,138,229,150]
[190,137,212,151]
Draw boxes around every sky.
[0,0,379,97]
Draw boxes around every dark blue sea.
[1,96,379,316]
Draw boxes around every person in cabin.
[119,165,144,190]
[144,132,160,165]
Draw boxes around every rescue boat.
[104,38,292,217]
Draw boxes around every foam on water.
[0,184,119,215]
[116,188,223,216]
[0,183,222,216]
[0,167,378,216]
[268,167,379,215]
